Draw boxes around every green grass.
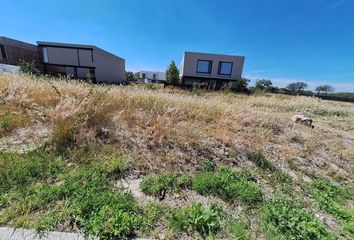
[307,178,354,236]
[192,167,262,204]
[262,194,334,240]
[170,203,222,238]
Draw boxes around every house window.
[142,73,146,79]
[153,73,157,80]
[218,62,233,76]
[43,47,49,63]
[197,60,212,74]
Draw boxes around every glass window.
[218,62,233,76]
[142,73,146,79]
[153,73,157,80]
[43,47,49,63]
[197,60,212,74]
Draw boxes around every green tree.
[315,85,335,95]
[286,81,308,94]
[166,61,180,85]
[19,60,40,76]
[125,71,137,82]
[255,79,273,91]
[234,78,250,92]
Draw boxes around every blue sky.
[1,0,354,92]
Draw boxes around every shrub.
[170,203,222,237]
[263,194,333,240]
[140,174,175,200]
[89,205,137,239]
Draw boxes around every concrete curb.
[0,227,87,240]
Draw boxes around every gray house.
[37,41,125,83]
[180,51,245,89]
[0,36,41,68]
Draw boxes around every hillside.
[0,72,353,239]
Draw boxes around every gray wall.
[93,48,125,84]
[40,43,125,83]
[181,52,245,81]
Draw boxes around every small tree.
[234,78,250,92]
[315,85,335,95]
[166,61,180,85]
[19,60,40,76]
[125,71,137,82]
[286,82,308,94]
[255,79,273,91]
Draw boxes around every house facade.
[37,41,125,83]
[180,51,245,89]
[0,36,41,68]
[138,71,166,84]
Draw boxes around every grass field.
[0,72,353,239]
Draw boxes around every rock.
[292,115,314,128]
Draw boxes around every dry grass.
[1,72,353,182]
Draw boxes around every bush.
[263,194,333,240]
[170,203,222,237]
[89,205,137,239]
[140,174,175,200]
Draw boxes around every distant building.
[37,41,125,83]
[0,36,41,68]
[137,71,166,84]
[180,51,245,89]
[0,36,126,84]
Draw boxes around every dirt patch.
[0,124,51,153]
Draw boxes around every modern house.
[180,51,245,89]
[0,36,41,68]
[137,71,166,84]
[37,41,125,83]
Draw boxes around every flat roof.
[184,51,245,58]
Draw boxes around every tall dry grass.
[1,72,353,183]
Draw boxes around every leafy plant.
[262,194,333,240]
[193,167,262,204]
[140,174,175,200]
[170,203,222,237]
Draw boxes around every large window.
[218,62,233,76]
[197,60,212,74]
[43,47,49,63]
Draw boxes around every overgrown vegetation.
[0,72,353,239]
[262,194,334,240]
[170,203,222,238]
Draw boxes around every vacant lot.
[0,72,353,239]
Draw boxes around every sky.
[1,0,354,92]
